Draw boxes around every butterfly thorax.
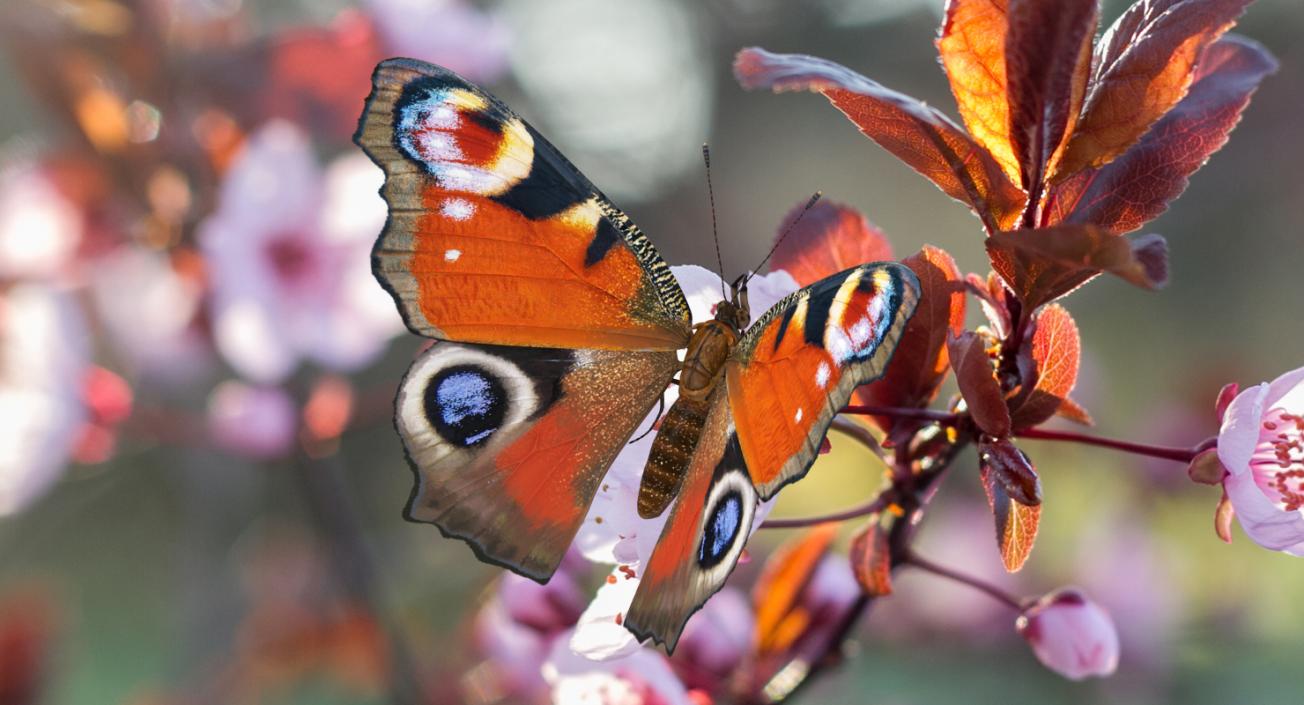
[637,296,749,520]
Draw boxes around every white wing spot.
[816,362,831,388]
[441,198,475,221]
[794,407,804,423]
[850,316,873,346]
[444,249,462,262]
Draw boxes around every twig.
[902,551,1024,611]
[1016,427,1207,463]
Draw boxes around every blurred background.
[1,0,1302,703]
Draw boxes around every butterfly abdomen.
[639,395,712,519]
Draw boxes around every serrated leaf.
[979,437,1042,506]
[769,199,894,286]
[986,225,1168,310]
[855,246,965,436]
[948,330,1011,437]
[1055,0,1254,179]
[850,518,893,597]
[981,464,1042,572]
[1048,36,1278,233]
[1010,304,1081,430]
[937,0,1019,183]
[1004,0,1098,188]
[734,47,1026,231]
[1055,396,1095,426]
[752,523,839,656]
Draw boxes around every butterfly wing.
[728,263,920,498]
[356,59,691,581]
[397,341,677,581]
[355,57,692,350]
[624,387,758,652]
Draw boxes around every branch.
[1016,427,1209,463]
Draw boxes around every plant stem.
[904,551,1024,611]
[759,496,890,530]
[1016,427,1207,463]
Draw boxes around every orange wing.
[727,263,920,498]
[355,58,691,351]
[625,387,758,652]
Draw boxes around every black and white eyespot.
[396,344,541,467]
[696,466,757,578]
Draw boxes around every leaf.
[734,47,1026,232]
[979,437,1042,506]
[1010,304,1081,430]
[981,463,1042,572]
[1055,396,1095,426]
[1004,0,1098,188]
[769,199,894,286]
[947,331,1010,437]
[1055,0,1254,179]
[985,225,1169,310]
[937,0,1019,183]
[752,523,839,656]
[850,518,893,597]
[855,246,966,436]
[1048,36,1278,233]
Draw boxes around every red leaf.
[855,246,965,436]
[1047,36,1278,233]
[734,47,1026,232]
[979,437,1042,506]
[752,524,839,656]
[1055,0,1254,179]
[1055,396,1095,426]
[769,199,893,286]
[986,225,1168,310]
[850,518,893,597]
[1010,304,1081,430]
[948,331,1010,437]
[981,465,1042,572]
[937,0,1019,183]
[1004,0,1098,188]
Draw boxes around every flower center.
[1254,408,1304,511]
[264,233,315,287]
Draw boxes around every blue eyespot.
[698,491,743,568]
[425,366,506,447]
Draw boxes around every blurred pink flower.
[1017,588,1119,681]
[364,0,509,81]
[71,366,134,465]
[568,266,791,659]
[544,636,691,705]
[1217,366,1304,555]
[672,587,754,686]
[0,285,88,515]
[0,161,81,282]
[199,121,402,383]
[89,247,212,383]
[206,380,297,459]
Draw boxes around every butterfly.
[354,57,920,651]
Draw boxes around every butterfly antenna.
[745,191,822,286]
[703,143,727,300]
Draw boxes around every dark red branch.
[1016,427,1209,463]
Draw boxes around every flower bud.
[1017,588,1119,680]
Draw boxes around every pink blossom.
[199,121,402,384]
[568,266,793,659]
[0,285,88,515]
[1217,366,1304,554]
[0,161,81,282]
[544,636,691,705]
[673,587,754,683]
[1017,588,1119,681]
[206,381,297,459]
[364,0,509,82]
[89,247,211,383]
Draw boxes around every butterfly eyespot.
[425,365,507,447]
[695,465,757,574]
[699,490,743,568]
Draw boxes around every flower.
[206,381,297,460]
[0,161,81,282]
[567,265,794,660]
[198,121,402,384]
[364,0,509,82]
[0,285,88,516]
[1017,588,1119,681]
[1217,366,1304,555]
[671,587,754,687]
[544,637,691,705]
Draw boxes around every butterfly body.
[356,57,921,651]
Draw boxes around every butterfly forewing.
[355,58,692,351]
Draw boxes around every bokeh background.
[1,0,1302,703]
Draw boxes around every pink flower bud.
[1017,588,1119,680]
[206,381,296,459]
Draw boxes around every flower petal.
[1223,470,1304,554]
[1217,382,1267,476]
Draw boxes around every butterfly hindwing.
[624,387,758,652]
[355,58,692,351]
[728,263,920,498]
[397,341,679,581]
